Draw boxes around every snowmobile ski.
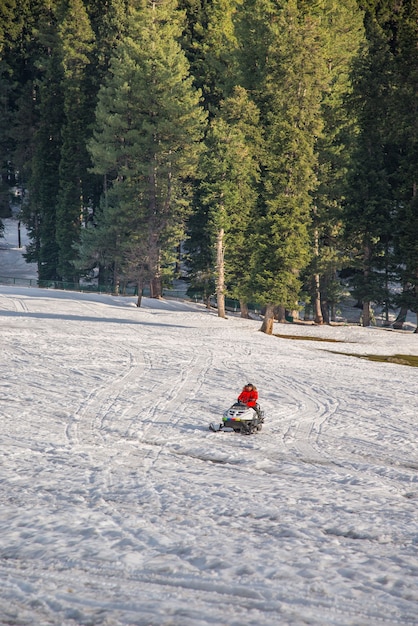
[209,423,235,433]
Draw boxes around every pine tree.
[390,1,418,330]
[238,0,326,333]
[302,0,365,324]
[179,0,241,112]
[54,0,95,282]
[82,0,207,300]
[198,86,261,317]
[179,0,243,306]
[26,16,65,281]
[343,10,396,327]
[0,0,44,227]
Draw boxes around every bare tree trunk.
[313,273,323,324]
[393,305,407,329]
[240,300,249,319]
[313,223,323,324]
[148,149,163,299]
[216,227,226,319]
[136,279,143,307]
[113,262,119,296]
[321,299,330,324]
[260,303,275,334]
[275,305,286,323]
[362,301,371,327]
[362,243,371,327]
[150,275,162,299]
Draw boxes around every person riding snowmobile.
[238,383,258,408]
[209,383,264,433]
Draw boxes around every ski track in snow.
[0,284,418,626]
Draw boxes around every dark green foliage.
[25,39,64,280]
[194,86,261,309]
[2,0,418,329]
[82,0,207,297]
[184,194,215,303]
[179,0,241,112]
[389,2,418,318]
[343,1,411,324]
[55,0,95,281]
[244,1,325,309]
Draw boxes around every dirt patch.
[274,333,344,343]
[328,352,418,367]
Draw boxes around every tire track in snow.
[65,346,144,447]
[0,292,29,313]
[133,338,215,469]
[61,325,216,554]
[0,554,415,626]
[223,344,340,465]
[278,373,340,464]
[253,356,417,500]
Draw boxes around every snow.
[1,218,418,626]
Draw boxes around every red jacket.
[238,388,258,407]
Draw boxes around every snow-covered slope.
[1,217,417,625]
[0,283,417,626]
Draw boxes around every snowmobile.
[209,402,265,435]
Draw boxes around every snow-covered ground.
[1,218,418,626]
[0,218,38,282]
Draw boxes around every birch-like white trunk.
[216,227,226,319]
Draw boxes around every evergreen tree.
[179,0,241,112]
[25,13,65,281]
[390,1,418,330]
[343,10,396,326]
[238,0,325,333]
[55,0,95,281]
[82,0,207,300]
[233,0,276,100]
[0,0,45,225]
[179,0,243,305]
[301,0,364,324]
[198,86,262,318]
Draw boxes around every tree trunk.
[393,305,408,329]
[362,301,371,327]
[274,305,286,323]
[150,275,162,299]
[216,227,226,318]
[362,243,371,326]
[313,224,323,324]
[260,303,275,334]
[113,262,119,295]
[240,300,249,319]
[321,299,330,324]
[136,279,143,307]
[313,273,323,324]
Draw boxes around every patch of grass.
[329,352,418,367]
[274,333,344,343]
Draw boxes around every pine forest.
[1,0,418,332]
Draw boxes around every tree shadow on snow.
[0,310,190,328]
